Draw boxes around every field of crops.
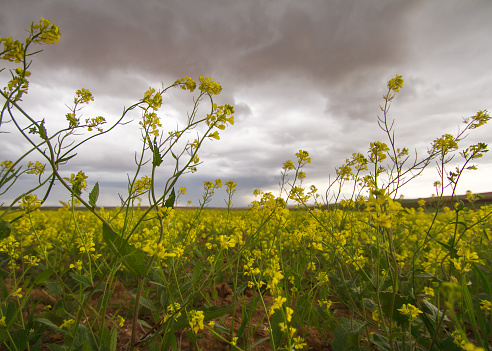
[1,195,492,350]
[2,18,492,351]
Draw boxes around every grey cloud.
[1,0,491,208]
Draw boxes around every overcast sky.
[1,0,491,208]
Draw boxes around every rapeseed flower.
[397,304,422,322]
[387,74,404,92]
[188,310,205,333]
[480,299,491,311]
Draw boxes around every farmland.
[1,194,492,350]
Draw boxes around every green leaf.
[249,336,270,350]
[332,317,365,351]
[371,334,392,351]
[388,332,407,341]
[35,317,64,334]
[102,223,148,277]
[109,328,118,351]
[162,324,177,351]
[332,325,349,351]
[164,188,175,209]
[38,119,48,140]
[70,273,93,288]
[0,220,11,240]
[34,268,54,285]
[270,308,284,349]
[73,324,95,350]
[137,318,153,329]
[88,182,99,208]
[153,146,163,167]
[148,341,161,351]
[212,323,230,335]
[192,261,202,285]
[56,154,77,165]
[435,239,453,251]
[473,263,492,297]
[421,299,448,323]
[11,329,29,351]
[138,295,157,312]
[462,284,484,347]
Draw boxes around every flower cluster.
[397,303,422,322]
[174,76,196,92]
[198,76,222,95]
[19,194,41,212]
[64,171,88,196]
[188,310,205,333]
[86,116,106,132]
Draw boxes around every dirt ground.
[20,279,341,350]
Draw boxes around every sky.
[1,0,491,208]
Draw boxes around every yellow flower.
[208,131,220,140]
[26,161,45,175]
[423,286,434,297]
[375,213,391,228]
[175,76,196,92]
[387,74,404,92]
[431,134,458,156]
[480,300,491,311]
[188,310,204,333]
[69,260,83,271]
[283,160,295,171]
[199,76,222,95]
[285,307,293,322]
[318,299,332,309]
[24,255,40,267]
[19,194,41,212]
[398,304,422,322]
[0,316,6,327]
[372,309,381,327]
[295,150,311,165]
[293,336,307,349]
[11,288,23,298]
[269,295,287,315]
[60,319,75,330]
[116,315,125,328]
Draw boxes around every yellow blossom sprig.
[205,103,235,141]
[1,17,60,63]
[64,171,88,196]
[199,76,222,95]
[451,330,485,351]
[397,303,422,322]
[480,300,491,312]
[1,18,60,103]
[19,194,41,212]
[26,161,45,175]
[174,76,196,92]
[86,116,106,132]
[188,310,205,333]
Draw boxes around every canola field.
[1,195,492,350]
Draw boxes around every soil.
[5,276,340,350]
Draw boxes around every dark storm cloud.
[1,0,417,82]
[1,0,491,207]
